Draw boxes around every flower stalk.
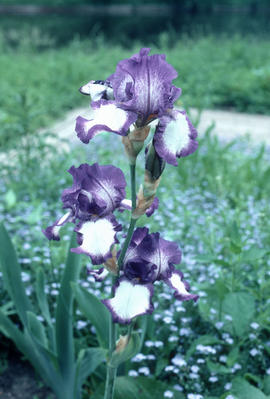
[104,162,138,399]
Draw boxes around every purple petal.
[62,163,127,217]
[154,110,198,166]
[110,48,180,125]
[43,211,72,241]
[126,232,182,281]
[72,214,121,265]
[75,100,137,144]
[164,269,199,302]
[102,277,154,324]
[145,197,159,217]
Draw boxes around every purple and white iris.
[103,227,198,324]
[76,48,198,166]
[43,163,125,265]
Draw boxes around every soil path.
[44,107,270,145]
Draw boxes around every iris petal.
[164,270,199,302]
[75,100,137,144]
[72,215,121,265]
[102,277,154,324]
[154,110,198,166]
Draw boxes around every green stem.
[104,365,117,399]
[117,164,137,269]
[104,163,138,399]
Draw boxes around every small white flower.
[180,327,190,336]
[225,395,235,399]
[165,365,174,372]
[215,321,224,329]
[155,341,164,348]
[266,368,270,375]
[250,348,259,357]
[138,366,150,376]
[219,355,227,363]
[191,365,199,373]
[173,384,183,392]
[164,316,173,324]
[128,370,138,377]
[225,382,232,390]
[145,340,154,347]
[187,394,203,399]
[77,320,87,330]
[147,354,156,361]
[164,390,174,398]
[225,315,233,321]
[171,355,187,367]
[209,376,218,382]
[250,322,260,330]
[169,335,178,343]
[189,372,199,379]
[131,353,146,362]
[249,333,256,340]
[197,358,205,364]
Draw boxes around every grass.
[0,33,270,149]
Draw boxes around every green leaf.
[55,233,82,383]
[72,283,110,348]
[4,189,16,209]
[226,346,240,367]
[0,223,32,325]
[241,245,267,262]
[232,377,267,399]
[263,375,270,395]
[75,347,106,392]
[35,268,52,325]
[27,311,48,348]
[111,333,140,367]
[222,292,255,337]
[207,360,231,374]
[94,376,185,399]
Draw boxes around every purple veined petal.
[145,196,159,217]
[154,110,198,166]
[62,163,127,217]
[87,267,109,282]
[79,80,114,101]
[164,269,199,302]
[102,277,154,324]
[110,48,180,125]
[123,227,149,263]
[43,210,72,241]
[75,100,137,144]
[134,233,182,280]
[72,215,121,265]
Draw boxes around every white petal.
[162,112,190,155]
[168,272,190,296]
[73,218,117,264]
[104,279,153,323]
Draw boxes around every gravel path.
[43,107,270,146]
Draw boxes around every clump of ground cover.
[0,127,269,398]
[0,33,270,149]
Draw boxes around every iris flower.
[102,227,198,324]
[44,163,125,265]
[76,48,198,166]
[44,163,159,264]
